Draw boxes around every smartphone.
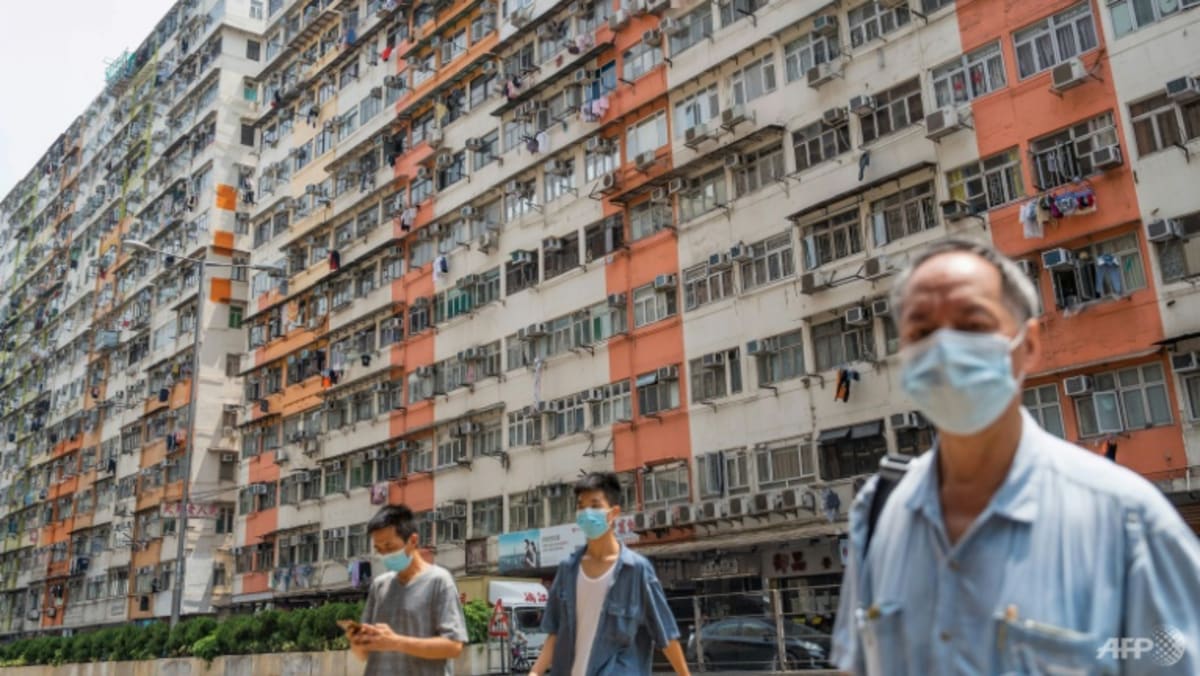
[338,619,363,633]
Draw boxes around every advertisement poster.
[497,517,639,573]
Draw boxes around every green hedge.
[0,601,362,667]
[0,599,495,667]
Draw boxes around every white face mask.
[900,327,1026,436]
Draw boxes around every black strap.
[863,455,912,553]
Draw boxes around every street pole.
[169,253,205,630]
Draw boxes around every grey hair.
[890,238,1040,323]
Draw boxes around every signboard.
[465,537,489,574]
[762,538,844,579]
[498,517,639,573]
[487,598,510,638]
[160,502,219,518]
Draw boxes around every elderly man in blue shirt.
[833,239,1200,675]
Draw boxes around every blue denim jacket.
[542,544,680,675]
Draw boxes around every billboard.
[497,517,639,573]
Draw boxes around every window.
[784,29,840,83]
[1184,373,1200,421]
[473,130,499,170]
[683,258,734,311]
[1130,94,1200,157]
[250,0,264,18]
[1023,385,1065,438]
[629,200,673,240]
[240,123,256,146]
[550,394,588,438]
[668,6,713,55]
[732,145,786,197]
[322,527,346,560]
[792,118,851,172]
[437,152,467,190]
[679,169,727,222]
[690,348,742,402]
[584,215,626,261]
[848,0,911,48]
[674,86,719,136]
[1013,3,1098,79]
[623,42,662,81]
[1030,113,1119,190]
[730,56,776,105]
[642,465,689,509]
[509,490,543,531]
[633,283,677,328]
[945,149,1024,212]
[755,329,806,384]
[1074,364,1172,437]
[819,421,887,480]
[505,253,540,295]
[544,159,576,202]
[861,79,923,144]
[543,232,580,280]
[637,369,680,416]
[508,409,542,447]
[471,12,496,42]
[1155,213,1200,283]
[932,42,1007,108]
[626,112,668,159]
[324,462,346,495]
[801,210,862,270]
[1047,233,1146,308]
[472,497,503,537]
[360,93,383,124]
[740,232,795,290]
[591,380,633,426]
[697,449,750,497]
[813,315,875,370]
[870,181,937,247]
[756,442,811,486]
[228,305,244,329]
[584,138,619,181]
[246,40,261,61]
[1110,0,1200,37]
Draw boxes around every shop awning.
[817,427,850,443]
[850,421,883,440]
[633,521,843,558]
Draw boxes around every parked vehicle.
[685,616,832,670]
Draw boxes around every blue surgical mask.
[381,548,413,573]
[576,508,611,540]
[900,328,1025,436]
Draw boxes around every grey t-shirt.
[360,564,469,676]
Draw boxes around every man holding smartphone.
[345,504,468,675]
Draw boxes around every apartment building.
[2,0,1199,637]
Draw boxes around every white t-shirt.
[572,558,617,676]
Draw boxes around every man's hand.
[349,623,402,652]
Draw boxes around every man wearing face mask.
[528,472,691,676]
[831,239,1200,675]
[348,504,468,676]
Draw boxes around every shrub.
[463,599,491,645]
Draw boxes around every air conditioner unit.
[708,252,731,270]
[221,452,236,463]
[746,338,778,357]
[890,411,924,430]
[729,244,750,261]
[1041,247,1075,271]
[822,106,848,125]
[683,123,713,148]
[812,15,837,36]
[608,8,630,30]
[726,495,747,518]
[651,186,670,203]
[721,105,750,128]
[428,129,444,148]
[844,306,869,326]
[544,237,564,252]
[509,5,532,25]
[435,153,453,169]
[1166,76,1200,103]
[635,151,657,170]
[1063,375,1093,397]
[607,293,626,307]
[863,255,890,279]
[1091,145,1123,171]
[416,166,431,180]
[672,504,695,525]
[661,17,686,36]
[1050,57,1089,93]
[699,500,723,521]
[849,95,876,116]
[649,508,671,528]
[750,492,772,514]
[384,75,403,87]
[1146,218,1182,242]
[925,107,967,140]
[599,172,620,192]
[512,250,534,265]
[807,59,842,88]
[702,352,725,368]
[545,159,571,176]
[525,322,548,337]
[940,200,972,222]
[657,365,679,381]
[653,273,676,289]
[583,387,606,402]
[642,28,662,47]
[1016,259,1038,277]
[477,231,498,250]
[1171,352,1200,373]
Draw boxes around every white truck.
[488,579,550,661]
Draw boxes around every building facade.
[1,0,1198,637]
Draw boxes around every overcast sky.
[0,0,173,199]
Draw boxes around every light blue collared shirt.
[832,409,1200,675]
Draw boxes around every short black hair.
[573,472,621,508]
[367,504,418,540]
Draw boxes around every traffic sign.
[487,598,510,638]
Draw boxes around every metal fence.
[654,586,840,672]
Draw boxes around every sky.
[0,0,174,199]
